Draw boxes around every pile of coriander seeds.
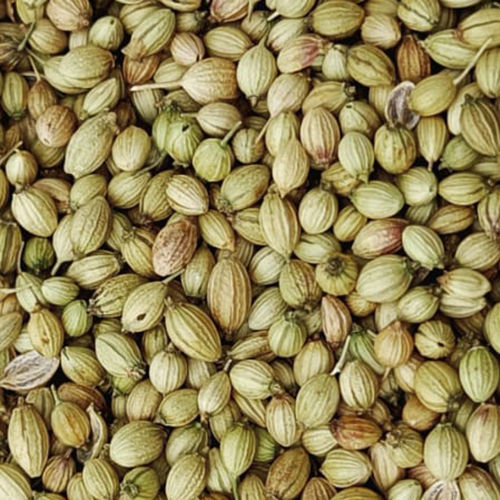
[0,0,500,499]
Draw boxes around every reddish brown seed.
[35,105,78,148]
[152,217,198,277]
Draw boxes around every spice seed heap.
[0,0,500,499]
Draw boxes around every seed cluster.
[0,0,500,499]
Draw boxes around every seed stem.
[331,335,352,376]
[130,81,182,92]
[221,121,242,147]
[51,259,65,276]
[453,37,491,86]
[16,240,24,274]
[50,385,61,404]
[254,118,270,144]
[26,48,46,67]
[161,269,184,284]
[0,141,23,166]
[17,22,35,52]
[246,0,257,21]
[145,152,168,170]
[231,476,241,500]
[382,367,391,383]
[0,284,35,294]
[267,11,280,21]
[27,53,43,82]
